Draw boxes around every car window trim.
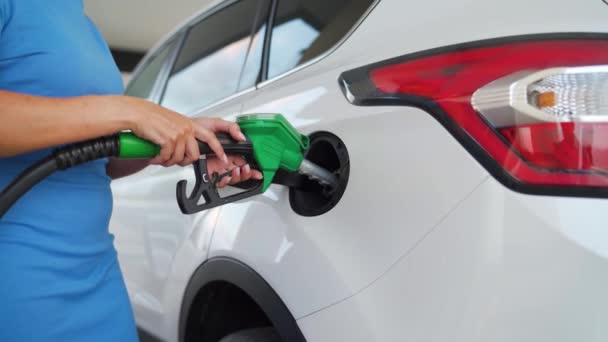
[158,19,195,105]
[258,0,278,82]
[131,0,235,75]
[128,0,380,116]
[190,85,257,118]
[236,0,272,90]
[159,0,263,115]
[184,0,241,32]
[124,32,183,102]
[161,0,240,92]
[127,0,241,100]
[149,32,186,103]
[256,0,381,89]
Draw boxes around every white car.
[110,0,608,341]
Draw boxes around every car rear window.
[267,0,375,79]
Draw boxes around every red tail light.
[339,34,608,197]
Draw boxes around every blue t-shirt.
[0,0,123,251]
[0,1,137,341]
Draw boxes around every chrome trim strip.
[148,32,186,103]
[189,86,257,118]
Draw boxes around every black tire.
[219,327,281,342]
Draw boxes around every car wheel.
[219,327,280,342]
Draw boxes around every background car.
[109,0,608,341]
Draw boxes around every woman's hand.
[119,96,262,186]
[193,117,263,188]
[119,96,231,167]
[207,155,264,188]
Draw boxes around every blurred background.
[84,0,211,82]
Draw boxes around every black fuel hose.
[0,132,251,218]
[0,135,119,218]
[0,131,303,218]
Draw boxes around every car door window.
[161,0,262,115]
[267,0,375,80]
[237,0,272,91]
[125,39,177,100]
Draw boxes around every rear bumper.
[298,177,608,341]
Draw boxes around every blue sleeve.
[0,0,11,34]
[0,2,4,34]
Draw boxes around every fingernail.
[238,132,246,141]
[222,154,229,164]
[244,164,251,173]
[234,167,240,177]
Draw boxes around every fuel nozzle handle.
[0,114,339,218]
[110,114,340,213]
[117,132,253,159]
[118,128,338,190]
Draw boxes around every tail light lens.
[339,35,608,197]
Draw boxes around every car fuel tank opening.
[288,131,349,217]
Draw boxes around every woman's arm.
[106,117,263,181]
[0,90,261,183]
[0,91,231,165]
[0,91,134,157]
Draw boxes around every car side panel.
[333,0,608,74]
[209,70,489,319]
[113,0,608,339]
[208,0,608,321]
[297,177,608,342]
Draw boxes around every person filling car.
[0,1,262,341]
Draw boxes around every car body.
[109,0,608,341]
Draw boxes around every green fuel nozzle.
[0,113,337,218]
[237,114,310,192]
[116,114,336,214]
[117,114,312,192]
[117,133,160,159]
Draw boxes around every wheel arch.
[179,257,307,342]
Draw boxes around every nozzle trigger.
[176,156,263,215]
